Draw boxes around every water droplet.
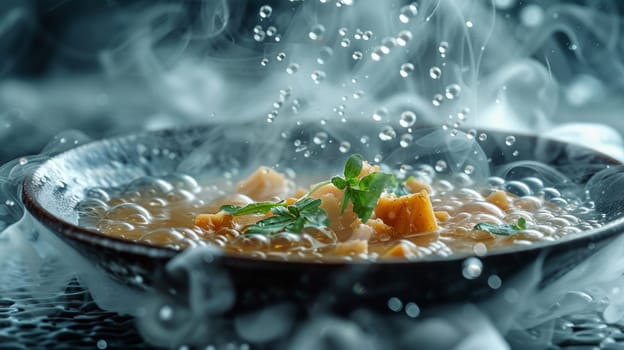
[458,107,470,120]
[311,70,326,84]
[380,37,396,54]
[259,5,273,19]
[405,303,420,318]
[434,160,447,172]
[505,135,516,146]
[378,126,397,141]
[18,157,28,166]
[340,0,354,6]
[340,38,351,47]
[338,27,348,36]
[360,135,370,144]
[488,275,502,289]
[352,90,364,99]
[387,297,403,312]
[438,41,449,55]
[5,199,15,207]
[445,84,461,99]
[96,339,108,350]
[466,20,474,28]
[159,305,174,321]
[371,47,383,61]
[313,132,328,145]
[478,133,488,141]
[339,141,351,153]
[266,26,277,36]
[399,3,418,23]
[399,110,417,127]
[400,134,413,148]
[473,242,487,256]
[260,58,269,66]
[352,51,363,60]
[309,24,325,41]
[429,66,442,79]
[432,94,444,106]
[317,46,333,64]
[372,107,388,122]
[276,52,286,61]
[354,29,363,40]
[362,30,373,40]
[462,257,483,279]
[466,129,477,140]
[286,63,299,74]
[254,30,266,42]
[464,165,475,175]
[396,30,412,46]
[399,63,415,78]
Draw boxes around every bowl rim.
[21,124,624,266]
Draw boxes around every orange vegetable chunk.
[236,167,293,201]
[195,212,233,232]
[374,190,438,238]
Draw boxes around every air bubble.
[372,107,388,122]
[399,63,414,78]
[399,3,418,23]
[399,111,417,127]
[434,160,447,172]
[445,84,461,99]
[438,41,449,55]
[432,94,444,106]
[339,141,351,153]
[259,5,273,19]
[313,132,328,145]
[309,24,325,41]
[399,134,413,148]
[378,126,397,141]
[462,257,483,279]
[505,135,516,146]
[286,63,299,74]
[429,66,442,79]
[396,30,412,46]
[311,71,326,84]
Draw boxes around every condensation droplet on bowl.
[276,52,286,61]
[338,27,348,36]
[340,38,351,47]
[432,94,444,106]
[399,134,413,148]
[352,51,363,60]
[339,141,351,153]
[405,302,420,318]
[260,58,269,66]
[434,160,448,172]
[286,63,299,74]
[438,41,449,55]
[372,107,388,122]
[311,71,326,84]
[505,135,516,146]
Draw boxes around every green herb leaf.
[344,154,363,179]
[219,201,283,216]
[331,176,347,190]
[473,218,527,236]
[244,198,328,235]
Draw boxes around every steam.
[1,0,624,349]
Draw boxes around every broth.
[77,160,603,262]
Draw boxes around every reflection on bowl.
[22,122,624,311]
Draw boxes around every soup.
[77,155,603,261]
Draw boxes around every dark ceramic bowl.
[22,122,624,312]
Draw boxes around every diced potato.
[236,167,294,201]
[334,239,368,256]
[195,211,233,231]
[310,184,358,241]
[374,190,438,238]
[405,177,432,194]
[384,240,419,258]
[486,190,511,211]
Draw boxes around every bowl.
[22,122,624,312]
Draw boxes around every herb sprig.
[473,218,527,236]
[221,198,328,235]
[331,154,398,223]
